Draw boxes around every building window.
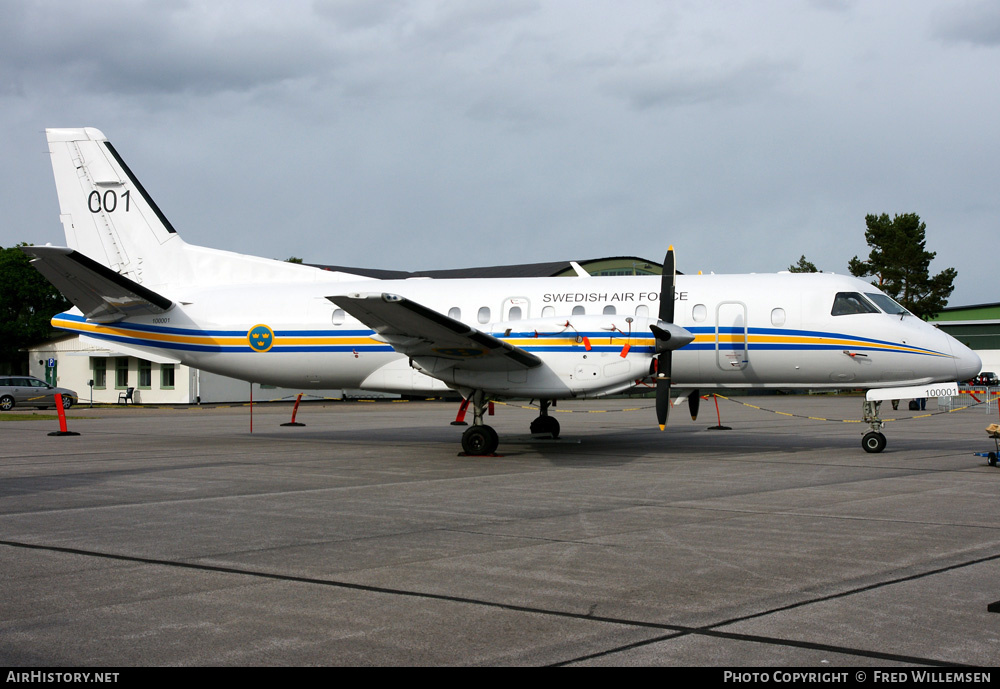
[93,359,106,389]
[138,360,152,388]
[161,364,175,389]
[115,357,129,389]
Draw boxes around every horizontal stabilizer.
[22,246,173,323]
[329,293,541,371]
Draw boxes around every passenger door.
[716,302,748,371]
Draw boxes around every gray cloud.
[932,1,1000,46]
[0,1,339,96]
[2,0,997,307]
[603,59,794,110]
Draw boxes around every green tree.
[284,256,303,264]
[848,213,956,319]
[788,255,818,273]
[0,244,71,374]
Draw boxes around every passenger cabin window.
[692,304,707,322]
[508,306,522,321]
[448,307,461,320]
[331,308,346,325]
[603,305,616,315]
[477,307,491,324]
[572,305,585,316]
[771,308,786,327]
[635,305,649,318]
[541,306,555,318]
[831,292,879,316]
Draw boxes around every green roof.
[931,303,1000,322]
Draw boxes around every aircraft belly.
[442,352,643,398]
[183,350,392,389]
[361,358,451,394]
[681,346,954,390]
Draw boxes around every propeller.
[688,390,700,420]
[652,246,694,430]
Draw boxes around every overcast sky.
[2,0,997,305]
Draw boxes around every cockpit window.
[865,292,910,316]
[831,292,879,316]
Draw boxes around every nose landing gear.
[862,400,887,453]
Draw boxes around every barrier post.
[281,393,306,427]
[451,398,470,426]
[707,394,731,431]
[47,393,80,437]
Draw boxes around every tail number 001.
[88,190,130,214]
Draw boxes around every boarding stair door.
[716,301,748,371]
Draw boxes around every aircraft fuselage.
[52,271,979,399]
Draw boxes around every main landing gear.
[861,400,887,453]
[461,391,499,456]
[459,395,562,455]
[529,399,560,438]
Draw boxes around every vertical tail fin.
[47,128,183,288]
[45,128,330,293]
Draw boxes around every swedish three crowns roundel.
[248,324,275,352]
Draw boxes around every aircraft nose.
[949,337,981,382]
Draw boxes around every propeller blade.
[688,389,700,420]
[655,352,671,430]
[659,246,675,323]
[655,246,676,431]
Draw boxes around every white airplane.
[25,128,980,455]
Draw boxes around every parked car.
[980,372,999,386]
[0,376,78,411]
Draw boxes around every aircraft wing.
[22,246,173,323]
[329,293,541,371]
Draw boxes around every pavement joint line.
[0,537,983,668]
[555,550,1000,666]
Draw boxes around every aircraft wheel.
[529,415,560,438]
[862,431,887,454]
[988,452,997,467]
[462,425,499,455]
[0,395,13,412]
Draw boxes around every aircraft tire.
[988,452,997,467]
[862,431,887,454]
[529,415,560,438]
[462,425,499,455]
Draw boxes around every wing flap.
[329,293,541,371]
[22,246,173,323]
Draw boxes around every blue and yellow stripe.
[51,313,952,359]
[51,313,394,354]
